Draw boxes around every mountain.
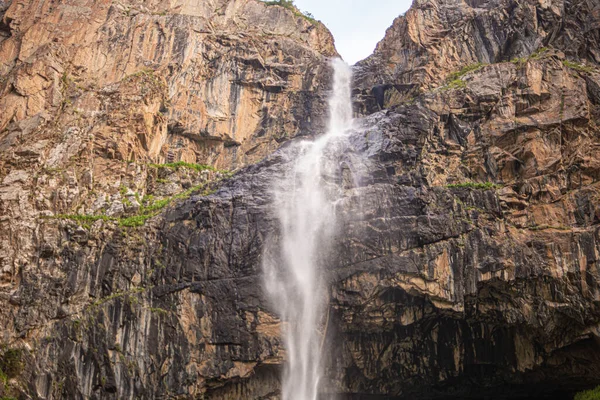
[1,0,600,398]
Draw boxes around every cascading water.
[263,58,354,400]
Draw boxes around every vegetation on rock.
[575,386,600,400]
[148,161,217,173]
[0,347,23,383]
[447,63,487,81]
[261,0,317,23]
[51,181,216,228]
[563,59,596,73]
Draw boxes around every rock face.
[0,0,336,169]
[354,0,600,109]
[0,0,335,398]
[2,0,600,399]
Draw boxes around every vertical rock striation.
[2,0,600,399]
[0,0,336,398]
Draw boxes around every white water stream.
[263,59,354,400]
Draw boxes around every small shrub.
[0,347,23,379]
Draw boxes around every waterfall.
[263,58,353,400]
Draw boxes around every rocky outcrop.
[2,0,600,399]
[354,0,600,107]
[0,0,336,169]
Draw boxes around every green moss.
[445,79,467,90]
[447,63,486,81]
[149,307,169,315]
[446,181,501,190]
[575,386,600,400]
[119,215,153,227]
[141,198,171,213]
[149,161,217,173]
[563,59,595,73]
[530,47,549,60]
[52,214,115,223]
[52,170,222,229]
[142,194,155,204]
[510,56,528,65]
[440,63,486,91]
[511,47,550,65]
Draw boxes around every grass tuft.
[53,214,114,223]
[511,47,551,64]
[119,215,153,228]
[563,60,595,73]
[447,63,486,81]
[440,62,486,91]
[148,161,217,173]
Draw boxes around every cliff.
[0,0,335,397]
[1,0,600,399]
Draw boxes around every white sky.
[294,0,414,64]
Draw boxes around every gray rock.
[105,200,125,217]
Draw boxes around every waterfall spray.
[263,59,353,400]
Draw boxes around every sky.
[294,0,414,65]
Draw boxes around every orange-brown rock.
[0,0,336,398]
[3,0,600,399]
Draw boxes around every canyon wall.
[1,0,600,399]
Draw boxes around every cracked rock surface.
[1,0,600,399]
